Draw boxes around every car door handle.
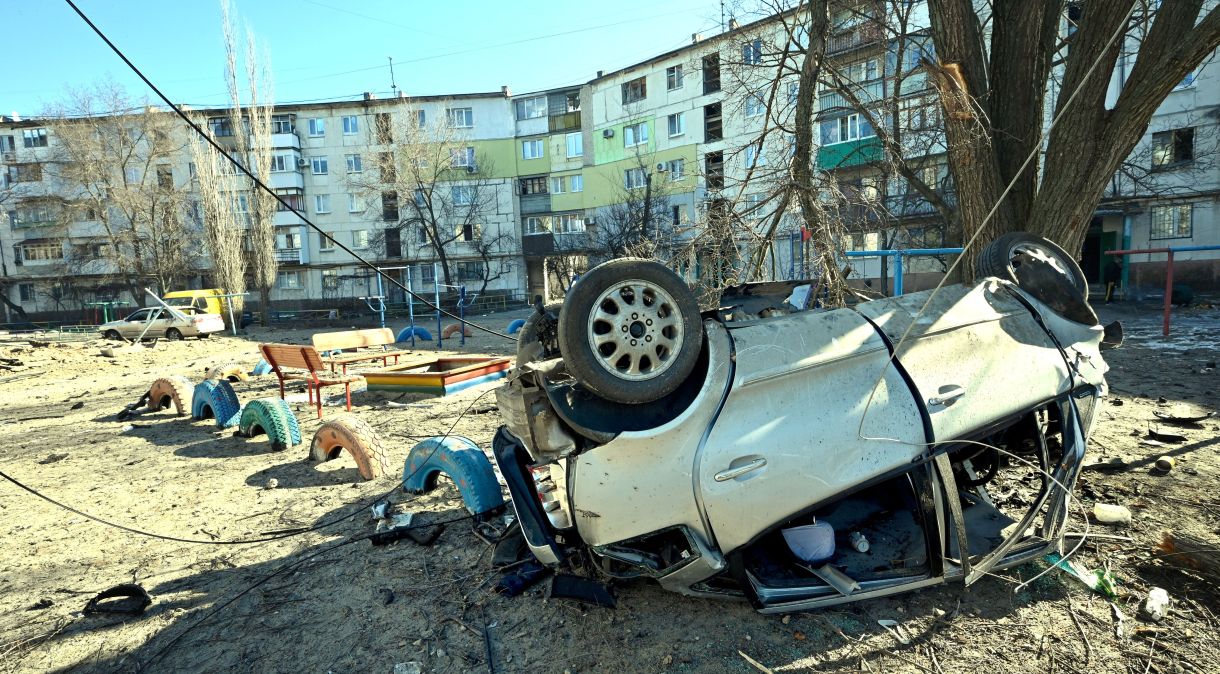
[928,385,966,408]
[715,458,767,482]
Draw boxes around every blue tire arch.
[402,436,504,519]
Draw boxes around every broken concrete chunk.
[1093,503,1132,525]
[1140,588,1171,622]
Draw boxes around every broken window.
[621,76,647,105]
[704,103,723,142]
[705,151,724,190]
[1151,128,1193,169]
[702,53,721,94]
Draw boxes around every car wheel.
[557,258,702,404]
[976,232,1089,300]
[166,328,183,341]
[198,332,210,339]
[103,330,122,341]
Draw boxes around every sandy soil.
[0,302,1217,674]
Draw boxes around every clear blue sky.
[6,0,728,117]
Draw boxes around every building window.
[550,177,566,194]
[452,186,476,206]
[382,191,399,221]
[276,271,302,289]
[18,283,35,302]
[624,167,647,190]
[308,118,325,136]
[456,223,481,242]
[376,112,394,143]
[743,38,763,65]
[667,113,685,137]
[820,113,875,145]
[269,154,288,172]
[787,81,800,105]
[233,194,250,213]
[413,188,427,208]
[276,192,303,212]
[450,146,476,168]
[271,114,293,134]
[9,202,54,227]
[704,102,723,142]
[0,135,15,152]
[702,53,721,94]
[208,117,233,137]
[157,166,173,189]
[414,110,426,128]
[22,128,48,148]
[314,194,330,214]
[524,216,549,235]
[348,193,363,212]
[342,115,359,135]
[566,132,583,158]
[514,96,547,120]
[624,122,649,147]
[522,139,544,160]
[519,176,547,195]
[1150,204,1192,239]
[900,96,940,131]
[447,107,474,128]
[6,163,43,183]
[319,231,335,251]
[454,261,484,283]
[310,156,329,175]
[745,92,766,118]
[745,144,764,168]
[20,241,64,261]
[845,58,880,83]
[346,154,363,173]
[321,269,339,289]
[705,151,724,189]
[554,213,585,234]
[621,76,647,104]
[275,228,302,250]
[666,65,684,90]
[570,175,583,192]
[669,158,685,180]
[1151,128,1194,169]
[352,230,369,248]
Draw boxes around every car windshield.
[164,298,193,307]
[126,309,150,321]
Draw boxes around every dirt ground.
[0,301,1217,674]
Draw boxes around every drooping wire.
[62,0,513,341]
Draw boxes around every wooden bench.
[259,343,364,418]
[311,327,413,374]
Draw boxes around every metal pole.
[459,286,466,347]
[225,296,237,336]
[434,262,442,349]
[376,270,386,329]
[1121,214,1132,300]
[1163,250,1174,337]
[894,253,905,296]
[406,266,416,348]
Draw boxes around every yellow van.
[163,289,225,315]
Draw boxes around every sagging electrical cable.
[63,0,513,342]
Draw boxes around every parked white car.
[98,306,225,341]
[493,233,1114,612]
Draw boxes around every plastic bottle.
[848,531,870,553]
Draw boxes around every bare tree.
[351,102,516,294]
[188,121,247,318]
[221,0,276,324]
[45,81,199,305]
[927,0,1220,261]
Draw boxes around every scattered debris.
[1155,456,1176,472]
[738,650,774,674]
[548,574,615,608]
[1110,603,1127,638]
[37,453,69,465]
[27,598,53,611]
[69,401,84,410]
[392,662,422,674]
[847,531,870,553]
[1045,553,1118,599]
[83,584,152,615]
[877,619,911,645]
[264,478,278,490]
[1093,503,1133,525]
[1152,404,1214,425]
[1147,427,1187,444]
[496,560,550,597]
[1140,588,1171,622]
[1158,531,1220,582]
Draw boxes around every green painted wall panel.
[817,137,883,170]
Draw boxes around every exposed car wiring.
[62,0,514,342]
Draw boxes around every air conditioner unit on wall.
[1,152,14,162]
[296,158,309,168]
[602,128,614,138]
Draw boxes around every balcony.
[817,80,884,116]
[519,193,551,214]
[827,22,883,55]
[275,248,303,264]
[273,209,306,227]
[816,136,884,170]
[270,170,304,190]
[548,111,581,133]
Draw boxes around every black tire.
[558,258,702,404]
[103,330,121,341]
[166,328,183,341]
[198,332,210,339]
[976,232,1089,300]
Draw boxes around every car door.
[119,309,152,338]
[854,281,1070,443]
[696,308,927,557]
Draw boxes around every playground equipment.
[237,398,302,451]
[398,262,472,349]
[309,415,388,480]
[1106,244,1220,336]
[85,301,130,324]
[402,435,505,518]
[362,356,512,395]
[843,247,965,296]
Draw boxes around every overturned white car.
[493,233,1114,612]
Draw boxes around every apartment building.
[4,3,1218,321]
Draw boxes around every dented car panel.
[493,270,1108,612]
